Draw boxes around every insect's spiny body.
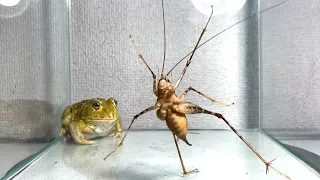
[155,78,209,146]
[104,1,291,179]
[155,78,191,145]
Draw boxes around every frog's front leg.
[108,118,122,138]
[70,121,97,145]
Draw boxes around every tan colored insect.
[104,1,290,179]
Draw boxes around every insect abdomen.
[166,112,192,146]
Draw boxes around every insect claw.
[270,158,277,163]
[265,158,277,174]
[182,168,199,175]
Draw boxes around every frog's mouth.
[88,113,118,120]
[87,117,118,122]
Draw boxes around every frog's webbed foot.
[70,121,97,145]
[108,130,122,138]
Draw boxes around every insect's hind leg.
[175,102,291,179]
[179,87,234,107]
[173,133,198,175]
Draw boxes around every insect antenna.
[169,71,173,82]
[157,66,160,82]
[174,6,214,89]
[160,0,166,77]
[166,0,289,76]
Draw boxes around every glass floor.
[4,130,320,180]
[0,143,47,178]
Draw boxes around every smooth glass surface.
[0,0,70,178]
[0,143,47,178]
[13,130,320,180]
[2,140,59,179]
[260,0,320,174]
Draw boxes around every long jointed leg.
[129,36,158,96]
[103,105,158,160]
[175,102,291,179]
[130,35,155,78]
[174,6,214,88]
[173,134,198,175]
[179,87,234,107]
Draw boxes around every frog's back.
[60,99,91,136]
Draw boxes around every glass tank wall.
[0,0,70,179]
[260,0,320,175]
[1,0,320,180]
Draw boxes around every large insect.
[104,1,290,179]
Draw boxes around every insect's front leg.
[130,36,155,77]
[174,102,290,180]
[103,105,158,160]
[129,36,158,96]
[179,87,233,107]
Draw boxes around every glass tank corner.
[0,0,71,179]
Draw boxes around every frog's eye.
[113,99,117,107]
[165,79,170,83]
[92,102,101,110]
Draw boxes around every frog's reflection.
[62,137,122,180]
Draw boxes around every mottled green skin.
[60,98,122,145]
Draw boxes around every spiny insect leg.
[129,36,158,95]
[174,6,214,88]
[130,36,158,96]
[174,102,291,179]
[202,110,290,179]
[103,105,158,160]
[129,35,155,77]
[179,87,234,107]
[173,133,198,175]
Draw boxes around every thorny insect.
[104,0,291,179]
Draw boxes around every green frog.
[59,98,122,145]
